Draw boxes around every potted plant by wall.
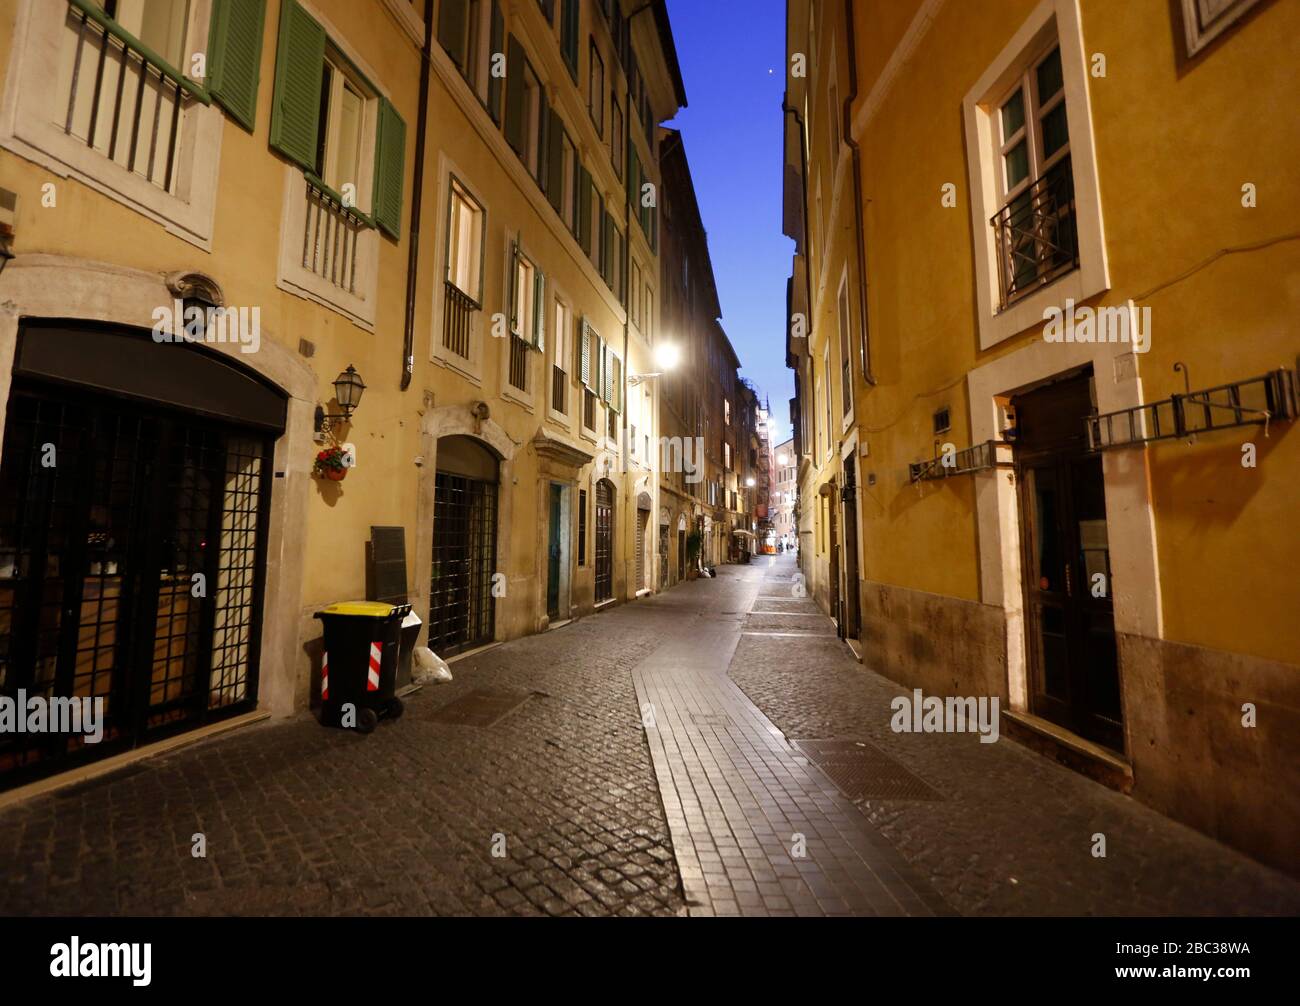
[313,445,348,482]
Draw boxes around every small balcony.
[991,157,1078,309]
[442,280,480,359]
[302,180,367,295]
[61,1,205,195]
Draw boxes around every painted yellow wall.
[843,0,1300,663]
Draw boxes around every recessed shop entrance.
[430,435,500,657]
[0,322,281,787]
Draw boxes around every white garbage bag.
[412,645,453,684]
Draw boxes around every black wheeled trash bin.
[315,601,412,733]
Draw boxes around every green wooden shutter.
[532,269,545,350]
[546,109,564,212]
[579,319,591,387]
[208,0,266,132]
[577,166,592,255]
[269,0,325,171]
[373,97,406,239]
[487,0,504,125]
[508,239,520,333]
[438,0,469,70]
[504,34,525,154]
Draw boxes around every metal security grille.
[635,508,648,591]
[430,471,497,656]
[594,480,613,602]
[0,382,270,785]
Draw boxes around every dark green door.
[546,484,562,617]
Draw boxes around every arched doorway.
[677,512,687,581]
[594,478,615,602]
[0,321,284,785]
[430,435,499,656]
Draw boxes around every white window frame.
[548,291,573,427]
[579,321,600,443]
[1181,0,1265,57]
[521,57,543,181]
[502,230,541,410]
[276,19,387,330]
[588,38,604,136]
[837,270,854,429]
[432,156,489,384]
[963,0,1108,350]
[823,344,833,463]
[316,51,378,214]
[0,0,222,250]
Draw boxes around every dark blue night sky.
[664,0,793,440]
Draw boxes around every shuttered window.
[577,165,593,255]
[373,97,405,238]
[578,319,594,389]
[270,0,405,236]
[560,0,580,80]
[209,0,266,132]
[269,0,326,171]
[508,241,545,350]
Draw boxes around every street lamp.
[315,364,366,437]
[629,343,682,387]
[745,476,756,487]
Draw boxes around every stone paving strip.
[631,564,952,917]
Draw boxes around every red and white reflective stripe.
[321,651,330,701]
[367,642,382,691]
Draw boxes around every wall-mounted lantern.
[315,365,366,439]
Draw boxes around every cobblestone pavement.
[730,554,1300,916]
[0,615,685,917]
[2,554,1295,917]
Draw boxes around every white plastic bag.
[412,645,453,684]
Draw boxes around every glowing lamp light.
[653,343,681,371]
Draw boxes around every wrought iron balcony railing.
[442,280,479,359]
[551,365,567,414]
[991,157,1078,309]
[63,0,209,195]
[302,180,366,294]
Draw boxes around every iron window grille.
[1087,367,1298,451]
[992,157,1078,309]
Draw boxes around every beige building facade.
[0,0,764,793]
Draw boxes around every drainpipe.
[842,0,872,386]
[400,0,435,391]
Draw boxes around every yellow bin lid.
[317,600,395,617]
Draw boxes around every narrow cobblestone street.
[0,555,1295,917]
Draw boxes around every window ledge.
[500,383,536,413]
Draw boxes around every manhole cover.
[429,688,532,727]
[795,739,942,801]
